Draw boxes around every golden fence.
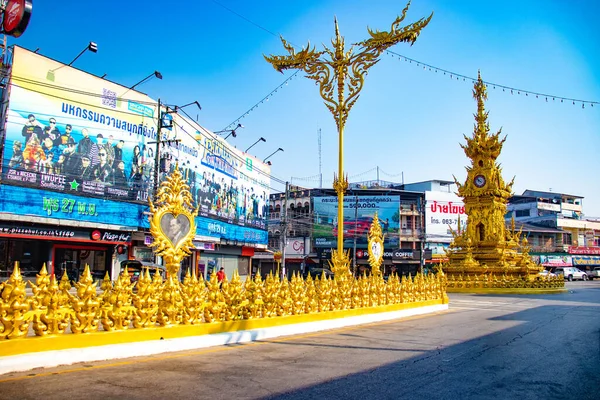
[0,263,449,340]
[445,273,565,289]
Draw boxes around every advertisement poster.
[313,196,400,248]
[425,191,466,243]
[1,47,270,235]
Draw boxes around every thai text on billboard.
[313,196,400,248]
[1,46,270,232]
[425,191,466,243]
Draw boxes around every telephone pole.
[281,181,290,279]
[352,195,358,275]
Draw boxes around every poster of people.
[313,196,400,248]
[1,46,270,230]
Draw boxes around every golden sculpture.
[0,262,30,339]
[368,212,385,276]
[442,73,564,291]
[149,166,198,278]
[265,1,432,274]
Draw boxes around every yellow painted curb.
[0,299,444,357]
[447,288,567,295]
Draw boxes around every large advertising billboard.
[425,191,466,244]
[313,196,400,248]
[1,47,270,233]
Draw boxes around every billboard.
[313,196,400,248]
[1,47,270,233]
[425,191,466,243]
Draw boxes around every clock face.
[474,175,486,188]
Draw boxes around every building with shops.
[264,180,425,278]
[0,46,269,281]
[506,190,600,272]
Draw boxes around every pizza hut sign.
[2,0,32,38]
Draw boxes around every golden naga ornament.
[149,166,198,278]
[0,262,30,339]
[265,1,432,274]
[367,212,385,276]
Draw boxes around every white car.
[537,270,557,278]
[553,267,588,281]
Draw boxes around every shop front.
[0,221,130,280]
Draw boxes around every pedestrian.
[217,267,226,283]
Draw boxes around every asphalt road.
[1,282,599,400]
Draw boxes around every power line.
[221,70,301,131]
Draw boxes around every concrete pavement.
[0,281,598,400]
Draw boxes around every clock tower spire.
[443,72,563,292]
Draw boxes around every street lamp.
[265,1,432,275]
[68,41,97,66]
[47,41,98,81]
[245,137,266,153]
[264,147,284,163]
[130,70,163,90]
[215,123,244,140]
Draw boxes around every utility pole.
[281,181,289,280]
[352,194,358,276]
[153,98,162,200]
[419,196,425,274]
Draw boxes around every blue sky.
[9,0,600,216]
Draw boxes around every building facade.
[0,46,269,281]
[506,190,600,271]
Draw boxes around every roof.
[511,221,566,234]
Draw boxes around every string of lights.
[379,168,404,178]
[210,2,598,111]
[386,50,599,109]
[220,70,301,131]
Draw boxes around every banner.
[1,47,270,233]
[313,196,400,248]
[425,191,466,243]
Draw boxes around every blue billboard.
[313,195,400,248]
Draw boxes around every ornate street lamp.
[265,1,432,275]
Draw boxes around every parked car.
[553,267,588,281]
[587,267,600,280]
[120,260,166,283]
[537,269,557,278]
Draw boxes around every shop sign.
[355,248,418,260]
[0,185,142,228]
[572,256,600,266]
[568,246,600,255]
[539,255,572,267]
[285,237,306,256]
[425,191,466,243]
[0,222,130,243]
[2,0,32,38]
[194,242,215,251]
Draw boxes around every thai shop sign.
[313,196,400,248]
[425,191,466,244]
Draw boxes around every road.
[1,282,599,400]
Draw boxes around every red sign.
[568,246,600,255]
[2,0,32,38]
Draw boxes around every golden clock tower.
[442,73,563,292]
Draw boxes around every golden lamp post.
[265,1,432,274]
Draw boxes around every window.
[515,209,530,217]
